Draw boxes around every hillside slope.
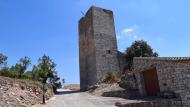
[0,76,54,107]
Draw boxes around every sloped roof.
[134,57,190,60]
[134,57,190,63]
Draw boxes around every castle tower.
[79,6,120,91]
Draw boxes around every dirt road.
[33,89,142,107]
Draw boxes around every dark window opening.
[107,50,111,54]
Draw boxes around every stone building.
[134,57,190,107]
[79,6,125,91]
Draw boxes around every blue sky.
[0,0,190,84]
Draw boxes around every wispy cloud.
[117,25,140,40]
[122,28,134,33]
[117,25,141,52]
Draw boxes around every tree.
[49,73,62,93]
[37,55,55,83]
[9,64,21,78]
[31,65,40,81]
[125,40,158,72]
[0,54,63,103]
[36,55,56,104]
[0,53,7,67]
[17,56,31,78]
[0,56,31,78]
[0,54,9,77]
[31,55,62,90]
[0,66,11,77]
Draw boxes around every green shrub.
[0,67,15,77]
[22,71,33,80]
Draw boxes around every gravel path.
[33,89,143,107]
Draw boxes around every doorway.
[143,68,160,96]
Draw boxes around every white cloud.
[117,25,166,53]
[122,28,134,33]
[117,25,140,40]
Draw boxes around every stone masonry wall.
[79,8,97,91]
[79,6,120,90]
[133,57,190,107]
[92,7,120,79]
[117,51,126,73]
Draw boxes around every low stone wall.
[116,99,183,107]
[133,57,190,107]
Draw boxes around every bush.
[22,72,33,80]
[125,40,158,72]
[0,67,15,78]
[99,72,120,84]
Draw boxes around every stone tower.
[79,6,120,91]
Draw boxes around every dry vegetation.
[99,72,121,84]
[64,84,80,91]
[0,76,43,88]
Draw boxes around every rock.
[20,95,25,100]
[36,92,39,95]
[115,102,122,106]
[3,87,9,91]
[11,92,15,96]
[16,98,21,102]
[0,76,54,107]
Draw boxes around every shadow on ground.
[102,90,155,100]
